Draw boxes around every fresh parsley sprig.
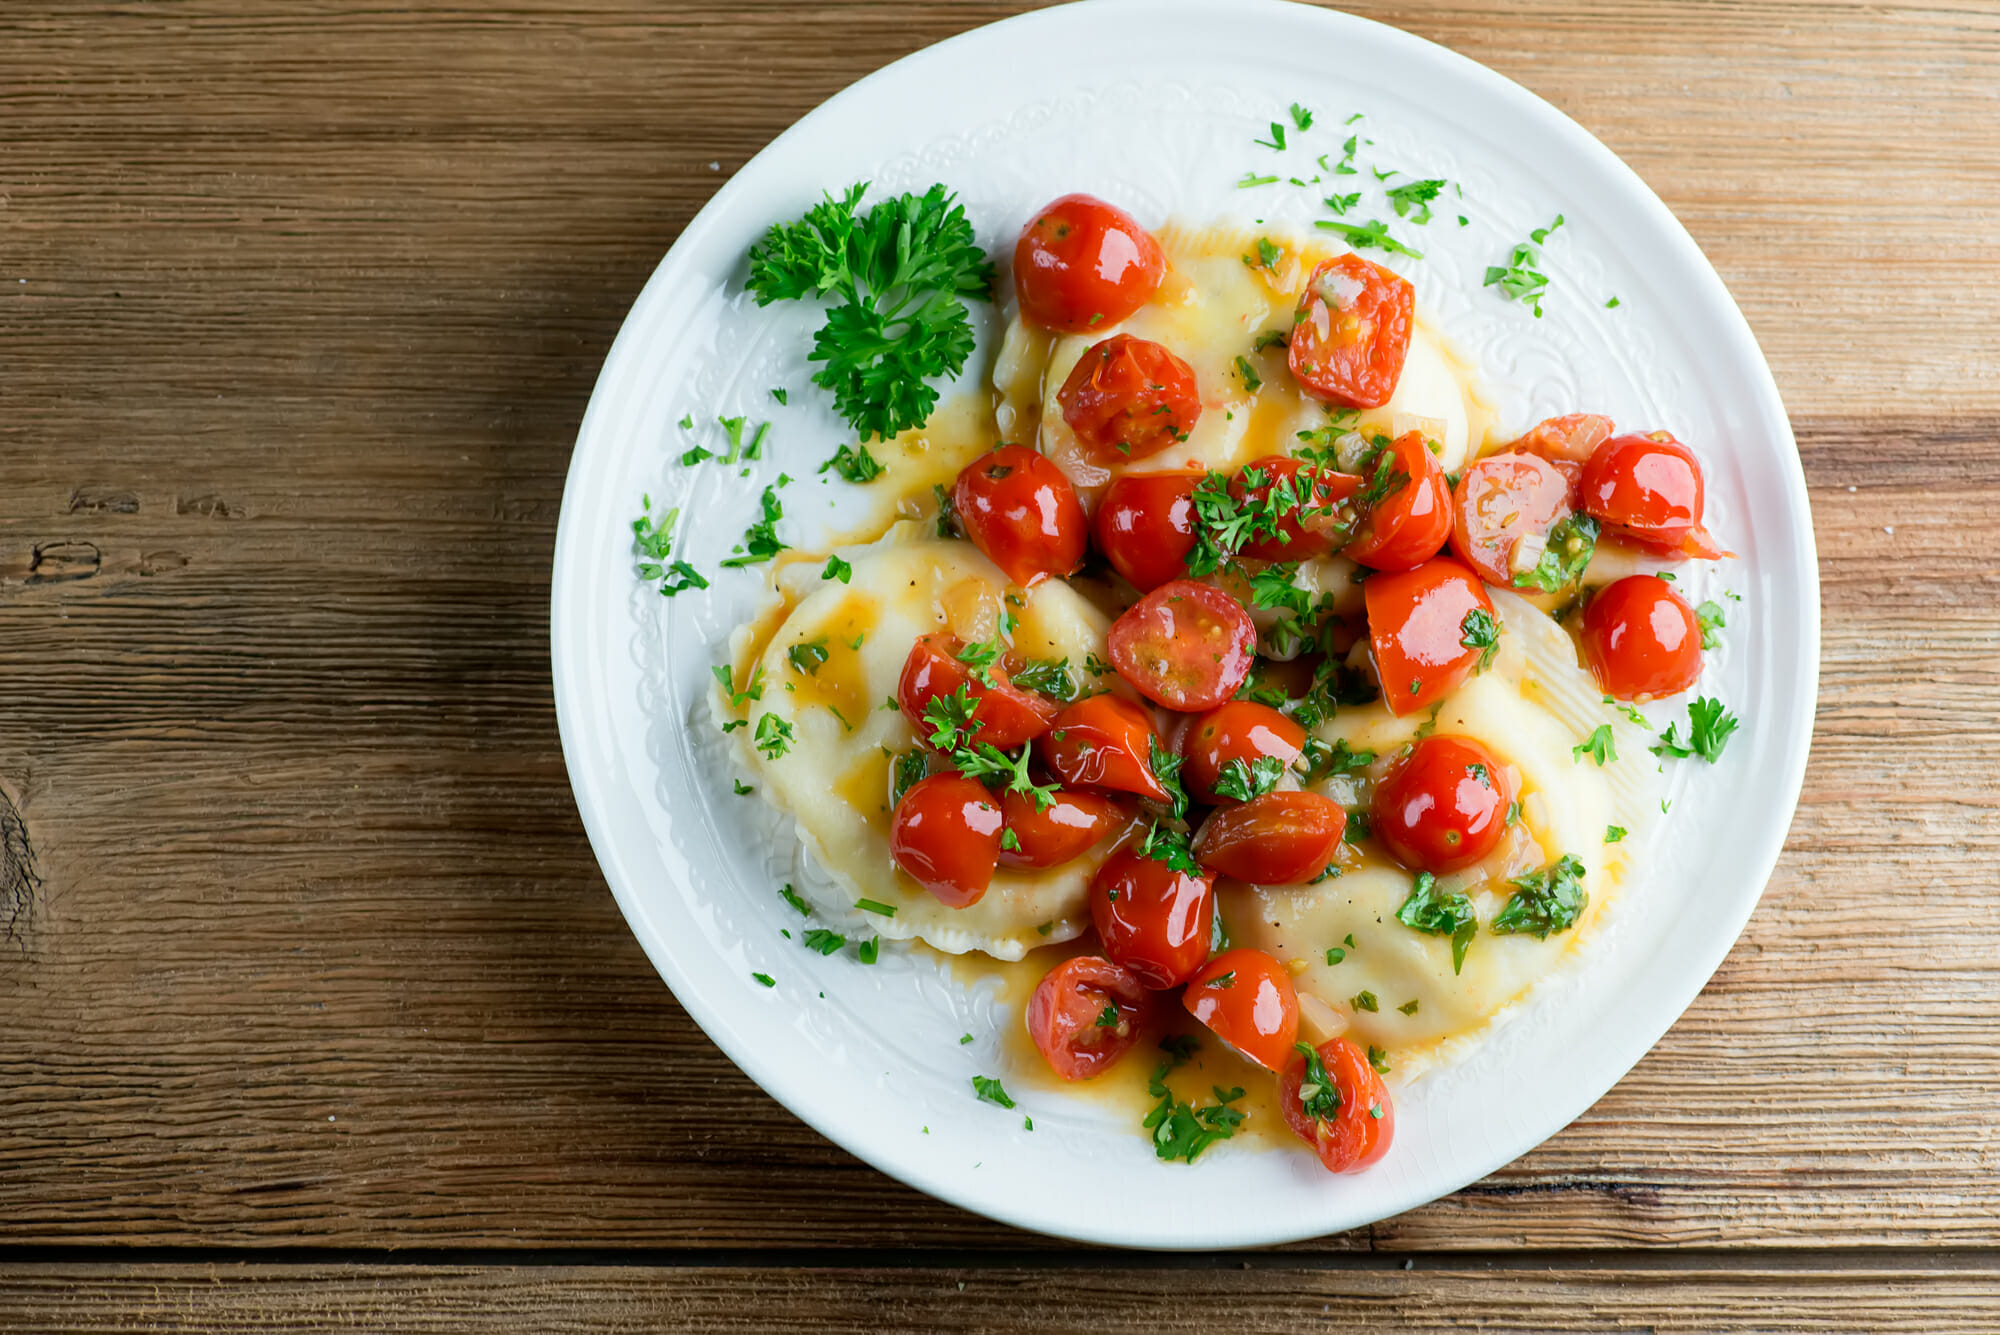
[1492,854,1588,938]
[1652,696,1740,763]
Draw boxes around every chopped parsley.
[855,897,897,917]
[955,638,1002,686]
[1652,696,1740,763]
[923,685,982,751]
[1234,354,1263,393]
[1253,121,1288,151]
[819,441,885,484]
[751,972,776,988]
[1142,1037,1246,1164]
[802,928,845,955]
[1314,217,1424,259]
[745,182,994,440]
[1351,990,1379,1012]
[1384,178,1446,224]
[891,750,928,806]
[1214,755,1286,802]
[1149,737,1190,821]
[1484,215,1565,317]
[1325,947,1346,966]
[1323,191,1361,215]
[1095,1004,1121,1029]
[1459,606,1501,672]
[953,740,1058,812]
[787,639,829,676]
[732,779,753,796]
[1398,999,1420,1016]
[632,500,708,597]
[1367,1045,1391,1075]
[999,828,1021,853]
[1293,1042,1341,1122]
[1237,172,1280,189]
[1606,825,1628,843]
[1297,737,1375,784]
[1289,102,1314,130]
[779,884,810,916]
[1696,599,1727,649]
[971,1075,1015,1109]
[753,712,794,760]
[1492,854,1588,939]
[1244,236,1283,270]
[1396,872,1477,974]
[1135,821,1200,875]
[857,936,879,964]
[1573,724,1616,767]
[1010,657,1079,703]
[1513,513,1599,592]
[822,554,853,583]
[718,483,788,568]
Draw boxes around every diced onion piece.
[1298,992,1349,1044]
[1508,530,1548,577]
[1333,430,1375,473]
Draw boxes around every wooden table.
[4,1,1996,1328]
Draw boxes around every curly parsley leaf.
[1149,737,1190,821]
[1492,854,1588,939]
[1572,724,1616,767]
[953,740,1058,812]
[1136,821,1201,875]
[922,685,982,752]
[1396,872,1477,974]
[1460,606,1500,672]
[1010,657,1078,704]
[1214,755,1285,803]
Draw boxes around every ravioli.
[725,522,1129,960]
[1218,591,1650,1053]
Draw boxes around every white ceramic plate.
[551,0,1816,1248]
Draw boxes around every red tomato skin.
[1037,695,1169,802]
[898,634,1058,750]
[1026,955,1154,1081]
[1371,735,1516,874]
[1287,254,1415,409]
[889,774,1005,908]
[1106,579,1257,712]
[1183,949,1300,1072]
[1581,575,1704,700]
[1279,1037,1395,1174]
[1363,557,1497,717]
[1512,412,1616,465]
[1179,701,1307,805]
[1232,457,1363,561]
[1579,432,1707,550]
[999,786,1127,868]
[1094,470,1204,591]
[1449,452,1573,587]
[951,444,1088,589]
[1194,791,1347,885]
[1088,847,1217,990]
[1013,193,1167,333]
[1057,335,1203,464]
[1343,431,1455,571]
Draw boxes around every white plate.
[551,0,1816,1248]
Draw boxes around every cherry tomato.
[1286,254,1415,409]
[898,633,1058,750]
[1106,579,1257,712]
[889,774,1004,908]
[1579,431,1715,555]
[1581,575,1703,700]
[1512,411,1615,470]
[1178,701,1306,805]
[1279,1037,1395,1174]
[1195,791,1347,885]
[1183,949,1300,1072]
[1037,694,1169,802]
[1089,846,1216,990]
[1343,430,1454,572]
[1057,334,1203,465]
[1026,955,1154,1081]
[1014,193,1167,334]
[999,786,1127,868]
[1371,735,1516,874]
[1364,556,1496,717]
[1232,456,1363,561]
[1094,470,1204,591]
[951,444,1087,589]
[1449,452,1573,587]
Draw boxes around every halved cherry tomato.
[1232,456,1362,561]
[1343,430,1454,571]
[1057,334,1202,464]
[1089,846,1216,990]
[1094,470,1204,591]
[898,633,1058,750]
[1579,431,1717,556]
[1106,579,1256,712]
[1027,955,1154,1081]
[1370,735,1516,874]
[1287,254,1415,409]
[1449,451,1573,587]
[1364,557,1496,716]
[1037,694,1169,802]
[999,786,1127,868]
[1279,1037,1395,1174]
[889,774,1004,908]
[1014,193,1166,334]
[1183,949,1300,1072]
[1581,575,1703,700]
[1195,791,1346,885]
[1511,412,1615,499]
[951,444,1087,588]
[1179,701,1306,805]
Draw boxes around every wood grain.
[2,0,1998,1299]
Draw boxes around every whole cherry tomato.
[1287,254,1415,409]
[898,633,1058,750]
[1183,948,1300,1072]
[1195,791,1347,885]
[1089,846,1216,990]
[1094,470,1204,591]
[1343,431,1454,572]
[1279,1037,1395,1174]
[1232,456,1362,561]
[1027,955,1154,1081]
[1510,412,1615,500]
[1106,579,1257,712]
[1364,557,1497,716]
[999,786,1128,868]
[1178,701,1307,805]
[1014,193,1167,334]
[951,444,1087,588]
[1449,451,1574,587]
[1057,334,1203,464]
[889,774,1004,908]
[1037,694,1169,802]
[1579,431,1715,555]
[1581,574,1703,700]
[1370,735,1516,874]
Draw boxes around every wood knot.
[176,494,239,519]
[68,488,140,515]
[27,540,101,583]
[0,785,37,944]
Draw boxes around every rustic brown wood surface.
[3,0,1998,1327]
